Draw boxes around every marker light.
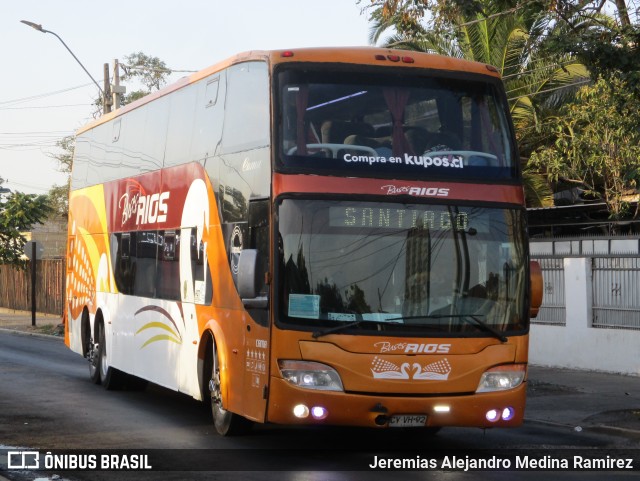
[502,407,515,421]
[281,51,294,58]
[486,409,500,422]
[311,406,328,420]
[278,360,344,391]
[293,404,309,418]
[387,54,400,62]
[476,364,526,393]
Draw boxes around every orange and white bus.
[65,47,542,435]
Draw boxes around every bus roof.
[76,47,501,135]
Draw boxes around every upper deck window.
[276,65,517,181]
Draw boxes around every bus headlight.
[476,364,526,393]
[278,360,344,391]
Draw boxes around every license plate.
[388,414,427,427]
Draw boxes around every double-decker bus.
[65,47,542,435]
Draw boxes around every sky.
[1,1,373,195]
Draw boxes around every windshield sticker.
[343,153,464,169]
[328,312,357,321]
[288,294,321,319]
[371,357,452,380]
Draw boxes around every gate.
[592,257,640,330]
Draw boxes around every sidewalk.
[0,307,64,337]
[0,308,638,437]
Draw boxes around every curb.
[0,327,64,341]
[525,418,640,439]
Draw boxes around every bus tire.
[209,341,252,436]
[97,321,126,390]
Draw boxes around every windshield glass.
[277,199,527,335]
[277,66,516,180]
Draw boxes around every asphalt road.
[0,331,637,481]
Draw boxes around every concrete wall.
[529,257,640,376]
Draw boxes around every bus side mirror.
[238,249,268,309]
[529,260,543,319]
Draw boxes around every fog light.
[293,404,309,418]
[502,407,515,421]
[486,409,500,422]
[311,406,328,420]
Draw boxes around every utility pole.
[112,59,126,110]
[103,63,112,114]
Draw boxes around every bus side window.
[185,227,212,305]
[112,233,137,295]
[156,231,180,301]
[134,232,158,298]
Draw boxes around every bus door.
[236,199,271,422]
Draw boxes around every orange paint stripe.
[273,173,524,205]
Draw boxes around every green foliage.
[46,135,75,218]
[545,22,640,95]
[362,0,571,207]
[120,52,171,106]
[92,52,172,116]
[51,135,74,174]
[529,77,640,219]
[0,192,52,266]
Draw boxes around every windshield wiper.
[386,314,507,343]
[312,319,402,339]
[460,314,508,343]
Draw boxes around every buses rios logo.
[118,180,170,227]
[381,185,449,197]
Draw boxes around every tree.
[47,135,74,218]
[363,0,640,91]
[117,52,172,105]
[361,0,580,207]
[529,76,640,220]
[92,52,173,116]
[0,191,51,266]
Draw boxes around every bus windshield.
[278,199,528,335]
[277,66,517,180]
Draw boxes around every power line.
[456,0,544,28]
[121,65,197,74]
[0,82,93,107]
[0,104,88,110]
[508,79,591,101]
[501,59,585,80]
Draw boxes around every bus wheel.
[209,342,252,436]
[97,322,125,390]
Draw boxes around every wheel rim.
[209,347,226,416]
[89,351,98,377]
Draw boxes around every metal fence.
[532,257,566,326]
[531,233,640,331]
[0,259,65,315]
[592,257,640,330]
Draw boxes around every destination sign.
[329,206,469,231]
